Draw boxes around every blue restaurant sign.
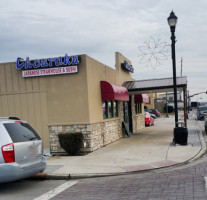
[16,54,80,70]
[121,60,134,73]
[16,54,81,78]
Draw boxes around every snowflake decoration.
[138,37,170,69]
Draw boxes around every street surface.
[0,179,66,200]
[1,113,207,200]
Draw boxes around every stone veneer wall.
[132,114,145,132]
[131,95,145,133]
[49,102,124,154]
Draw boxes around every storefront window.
[102,100,119,119]
[135,103,142,114]
[114,101,118,117]
[102,102,108,119]
[108,101,113,118]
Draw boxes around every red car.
[145,112,154,126]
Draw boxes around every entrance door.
[123,96,133,134]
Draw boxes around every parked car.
[150,113,157,119]
[197,106,207,120]
[144,109,156,119]
[0,117,46,183]
[145,112,154,126]
[150,109,161,117]
[144,109,160,118]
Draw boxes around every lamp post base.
[173,127,188,145]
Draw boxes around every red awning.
[134,94,149,103]
[100,81,129,101]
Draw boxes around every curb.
[30,173,70,180]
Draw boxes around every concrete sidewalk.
[36,114,206,180]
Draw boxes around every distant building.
[159,92,182,101]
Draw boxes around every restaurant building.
[0,52,148,154]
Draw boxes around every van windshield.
[4,123,41,143]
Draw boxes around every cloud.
[0,0,206,100]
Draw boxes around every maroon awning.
[100,81,129,101]
[134,94,149,103]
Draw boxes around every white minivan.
[0,117,46,183]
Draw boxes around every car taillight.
[156,111,158,114]
[1,143,15,163]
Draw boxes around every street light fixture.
[167,11,178,128]
[167,11,178,27]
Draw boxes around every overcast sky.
[0,0,207,101]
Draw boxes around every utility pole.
[181,57,183,77]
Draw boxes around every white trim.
[34,181,78,200]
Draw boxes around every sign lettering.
[22,66,78,78]
[16,54,80,70]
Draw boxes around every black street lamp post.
[168,11,188,145]
[168,11,178,128]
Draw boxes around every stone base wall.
[89,119,122,151]
[132,114,145,133]
[131,95,145,133]
[49,119,122,154]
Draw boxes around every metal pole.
[187,90,190,114]
[170,26,178,128]
[183,87,187,127]
[166,92,169,117]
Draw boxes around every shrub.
[58,132,83,155]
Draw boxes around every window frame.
[102,100,119,119]
[135,102,142,114]
[102,101,108,119]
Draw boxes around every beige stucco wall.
[115,52,134,85]
[42,52,133,126]
[86,52,133,123]
[145,93,156,109]
[0,62,49,147]
[0,52,135,151]
[0,56,90,148]
[46,55,90,125]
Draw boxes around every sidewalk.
[36,114,206,180]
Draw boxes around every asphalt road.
[0,179,66,200]
[1,117,207,200]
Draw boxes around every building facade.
[0,52,147,154]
